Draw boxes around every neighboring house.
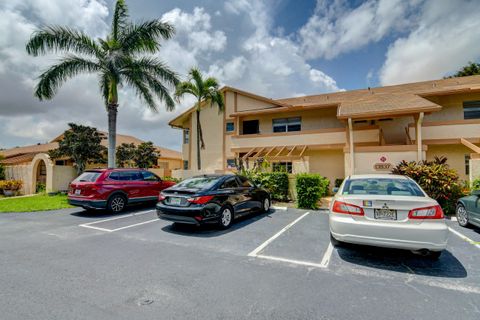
[0,131,182,194]
[169,75,480,185]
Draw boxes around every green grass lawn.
[0,194,73,213]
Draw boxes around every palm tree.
[25,0,179,168]
[175,68,224,170]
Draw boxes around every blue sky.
[1,0,480,151]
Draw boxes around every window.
[242,120,259,134]
[463,101,480,119]
[342,178,424,196]
[226,122,235,132]
[378,118,393,122]
[183,160,189,170]
[272,117,301,132]
[142,171,160,181]
[226,159,236,169]
[221,177,240,189]
[183,129,190,144]
[465,154,471,175]
[175,176,221,191]
[74,171,101,182]
[55,160,66,166]
[109,171,142,181]
[272,162,292,173]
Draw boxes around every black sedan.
[156,174,271,229]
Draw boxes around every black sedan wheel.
[219,206,233,229]
[262,197,270,213]
[456,204,470,227]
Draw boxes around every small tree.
[49,123,106,174]
[116,143,136,168]
[134,142,158,168]
[0,155,5,180]
[447,62,480,78]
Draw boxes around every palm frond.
[35,55,102,100]
[174,82,198,102]
[26,26,101,58]
[189,67,204,96]
[122,72,157,111]
[209,90,225,111]
[204,77,220,89]
[112,0,129,40]
[123,57,179,87]
[119,20,175,54]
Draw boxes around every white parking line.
[448,227,480,249]
[255,254,326,268]
[271,206,288,211]
[319,243,334,268]
[248,211,310,257]
[78,209,156,232]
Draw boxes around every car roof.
[84,168,147,172]
[347,174,409,180]
[191,174,236,179]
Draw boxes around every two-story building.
[169,75,480,185]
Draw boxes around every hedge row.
[247,172,289,201]
[295,173,330,209]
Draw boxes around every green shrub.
[295,173,329,209]
[243,172,289,201]
[472,178,480,190]
[0,157,5,180]
[392,157,466,215]
[163,176,181,183]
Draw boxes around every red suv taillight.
[187,195,214,205]
[408,205,444,219]
[332,201,364,216]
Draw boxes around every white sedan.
[329,174,448,259]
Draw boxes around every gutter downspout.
[416,112,424,162]
[348,118,355,175]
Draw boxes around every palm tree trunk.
[196,109,201,170]
[107,103,118,168]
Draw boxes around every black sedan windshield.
[174,176,221,191]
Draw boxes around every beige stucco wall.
[236,94,276,112]
[51,165,77,192]
[307,150,345,188]
[345,148,425,176]
[190,103,224,173]
[470,158,480,182]
[426,145,472,181]
[424,92,480,122]
[5,165,31,194]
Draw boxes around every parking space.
[2,206,480,319]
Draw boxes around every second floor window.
[183,129,190,144]
[183,160,189,170]
[226,122,235,132]
[272,162,293,173]
[242,120,259,134]
[273,117,301,132]
[464,100,480,119]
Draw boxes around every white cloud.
[299,0,417,60]
[380,0,480,85]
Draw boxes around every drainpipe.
[348,118,355,175]
[416,112,424,162]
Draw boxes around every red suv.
[68,168,175,213]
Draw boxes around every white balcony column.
[348,118,355,174]
[416,112,424,162]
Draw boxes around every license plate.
[374,208,397,220]
[75,189,81,195]
[169,197,182,206]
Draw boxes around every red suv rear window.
[74,172,101,183]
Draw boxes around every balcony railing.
[408,119,480,143]
[230,126,380,150]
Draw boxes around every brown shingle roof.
[275,75,480,119]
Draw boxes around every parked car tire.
[456,203,470,227]
[261,197,270,213]
[218,206,234,229]
[108,194,127,213]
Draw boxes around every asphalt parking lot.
[1,206,480,320]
